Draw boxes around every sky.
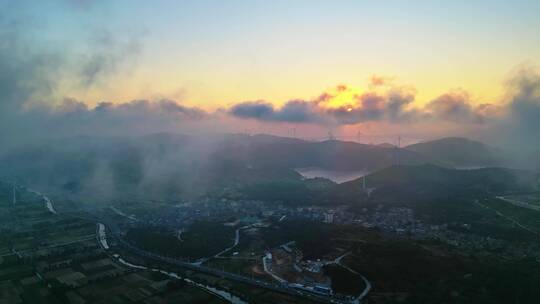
[1,0,540,145]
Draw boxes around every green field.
[126,220,236,260]
[323,264,366,296]
[0,183,234,304]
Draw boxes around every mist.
[2,2,540,204]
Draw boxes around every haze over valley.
[2,1,540,304]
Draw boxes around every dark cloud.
[494,68,540,153]
[0,5,181,152]
[507,69,540,120]
[316,92,333,103]
[336,84,348,92]
[0,14,65,149]
[79,30,143,88]
[386,90,418,122]
[369,75,392,86]
[0,16,204,150]
[31,99,208,137]
[229,88,422,125]
[230,100,325,123]
[0,17,61,113]
[275,100,324,123]
[229,101,274,120]
[227,83,507,127]
[426,91,486,123]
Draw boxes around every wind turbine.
[395,135,402,166]
[327,130,335,141]
[12,182,16,206]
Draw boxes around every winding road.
[475,199,539,236]
[496,196,540,212]
[27,189,57,214]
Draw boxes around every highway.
[97,218,356,304]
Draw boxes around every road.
[213,226,242,258]
[0,235,95,257]
[97,223,109,249]
[496,196,540,212]
[194,225,244,265]
[27,189,57,214]
[110,206,138,221]
[98,219,355,304]
[262,253,288,284]
[98,225,248,304]
[319,251,371,304]
[335,257,372,304]
[475,200,539,236]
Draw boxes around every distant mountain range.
[204,134,504,171]
[220,134,428,171]
[0,133,520,201]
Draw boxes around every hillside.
[342,164,535,200]
[405,137,501,168]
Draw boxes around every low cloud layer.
[229,86,495,126]
[492,68,540,154]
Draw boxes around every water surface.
[295,168,369,184]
